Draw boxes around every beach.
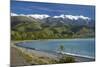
[10,41,95,66]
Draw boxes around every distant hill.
[11,16,95,40]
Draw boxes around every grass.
[21,52,33,63]
[16,47,58,65]
[16,48,33,64]
[14,47,75,65]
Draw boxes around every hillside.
[11,16,95,40]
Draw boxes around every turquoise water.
[17,39,95,58]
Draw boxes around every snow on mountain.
[11,13,50,19]
[11,13,19,16]
[27,14,50,19]
[53,14,90,20]
[11,13,91,20]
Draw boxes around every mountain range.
[11,14,95,40]
[11,13,95,28]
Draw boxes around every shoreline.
[13,40,95,61]
[57,51,95,59]
[15,42,95,60]
[11,40,95,66]
[14,39,95,59]
[11,38,95,42]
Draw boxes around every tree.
[59,44,65,53]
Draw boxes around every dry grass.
[16,48,58,65]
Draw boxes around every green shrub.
[59,55,75,63]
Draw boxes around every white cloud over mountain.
[11,13,91,20]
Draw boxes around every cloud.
[11,13,90,20]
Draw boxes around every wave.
[56,51,95,59]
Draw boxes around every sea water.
[17,38,95,59]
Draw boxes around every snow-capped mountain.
[11,13,90,20]
[11,13,94,27]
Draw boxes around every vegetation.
[14,44,75,65]
[59,44,65,53]
[21,52,33,63]
[19,48,75,64]
[11,16,95,40]
[11,16,94,65]
[16,47,58,65]
[58,55,75,63]
[11,25,94,40]
[57,45,75,63]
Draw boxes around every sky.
[11,1,95,20]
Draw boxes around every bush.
[59,55,75,63]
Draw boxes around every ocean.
[16,38,95,59]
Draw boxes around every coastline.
[11,41,59,66]
[14,38,95,59]
[11,40,95,66]
[11,38,95,42]
[59,51,95,59]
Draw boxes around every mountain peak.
[53,14,90,20]
[11,13,91,20]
